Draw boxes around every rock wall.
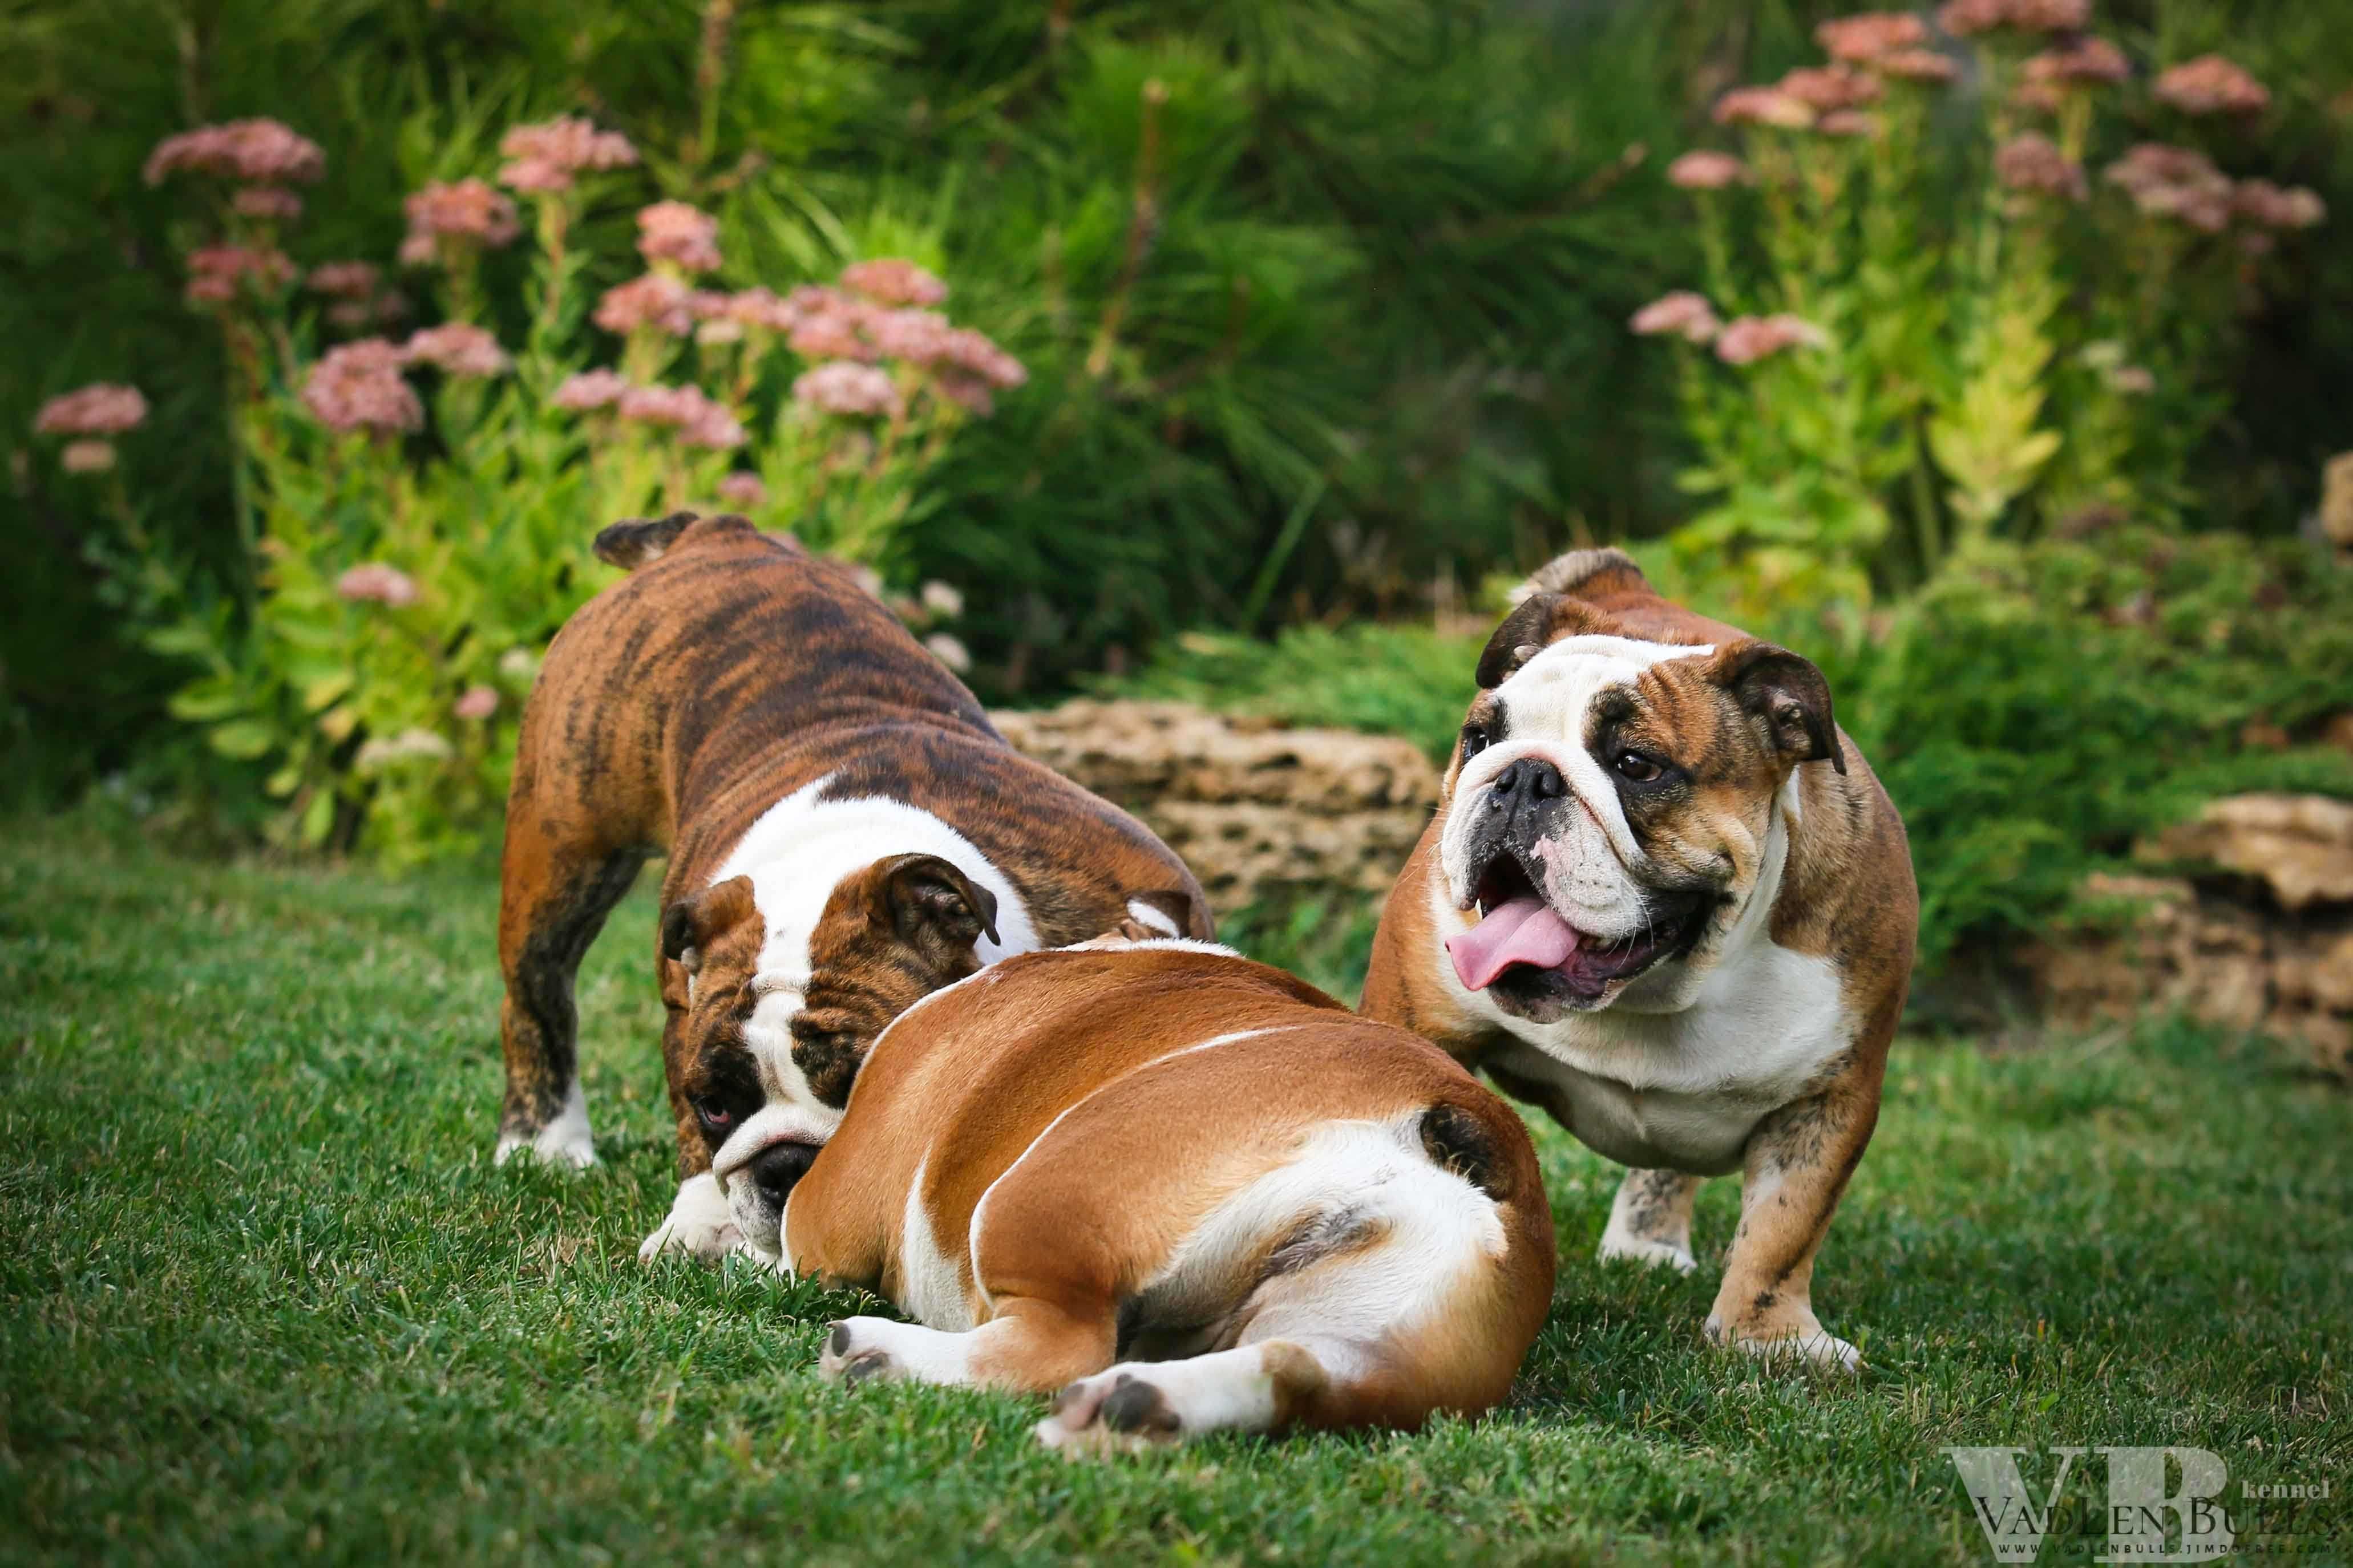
[990,700,1439,910]
[2029,794,2353,1081]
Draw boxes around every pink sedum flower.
[454,685,499,720]
[1816,110,1878,138]
[402,322,510,378]
[144,119,325,186]
[337,561,421,607]
[2023,38,2131,89]
[400,179,521,265]
[1996,133,2087,201]
[1878,49,1960,83]
[922,633,972,674]
[593,274,696,337]
[1667,151,1750,191]
[717,472,769,508]
[496,117,639,193]
[35,384,148,437]
[553,370,632,411]
[1814,13,1926,63]
[304,340,422,435]
[866,308,956,364]
[1935,0,2088,36]
[1778,67,1882,112]
[1714,314,1828,366]
[61,440,118,474]
[793,361,901,417]
[2105,144,2235,232]
[616,383,745,449]
[933,371,995,416]
[185,245,296,306]
[2153,55,2271,116]
[789,306,880,363]
[1630,291,1721,344]
[725,287,806,333]
[1713,87,1815,129]
[636,201,722,274]
[939,328,1026,390]
[840,258,948,307]
[2232,180,2326,231]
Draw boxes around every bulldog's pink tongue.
[1446,896,1580,991]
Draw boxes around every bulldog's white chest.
[1475,939,1851,1175]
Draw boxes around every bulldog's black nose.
[1487,756,1566,807]
[747,1140,818,1206]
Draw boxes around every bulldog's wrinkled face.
[659,853,999,1255]
[1437,598,1842,1023]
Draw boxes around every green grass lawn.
[3,815,2348,1566]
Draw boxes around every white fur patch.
[638,1172,742,1262]
[899,1156,974,1332]
[494,1079,596,1169]
[698,775,1041,1234]
[1124,898,1182,937]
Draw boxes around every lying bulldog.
[1362,548,1915,1370]
[493,511,1208,1262]
[789,931,1556,1451]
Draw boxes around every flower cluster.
[496,116,640,195]
[402,322,510,378]
[2153,55,2270,117]
[33,383,149,479]
[1666,151,1749,191]
[1814,12,1923,63]
[793,362,901,417]
[840,258,949,308]
[354,728,453,771]
[399,180,521,266]
[144,119,325,187]
[1934,0,2088,35]
[185,245,296,306]
[550,371,742,448]
[35,384,149,436]
[1996,134,2088,202]
[303,339,423,434]
[337,562,421,607]
[637,201,722,274]
[1713,314,1828,366]
[233,186,303,221]
[453,686,499,720]
[1629,291,1721,344]
[2103,143,2236,232]
[2232,180,2326,232]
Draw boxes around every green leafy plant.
[1634,8,2328,620]
[52,105,1014,864]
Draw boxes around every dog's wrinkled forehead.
[1487,634,1717,737]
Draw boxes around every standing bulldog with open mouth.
[1361,548,1916,1370]
[492,510,1208,1264]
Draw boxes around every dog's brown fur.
[789,941,1556,1448]
[1362,548,1915,1366]
[495,512,1208,1185]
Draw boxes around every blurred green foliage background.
[11,0,2348,801]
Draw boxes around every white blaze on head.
[1439,635,1713,941]
[700,775,1038,1219]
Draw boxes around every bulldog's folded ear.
[660,875,757,973]
[875,853,1001,952]
[1475,594,1615,688]
[1715,641,1846,775]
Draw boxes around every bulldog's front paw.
[637,1173,740,1263]
[1034,1370,1182,1456]
[494,1084,597,1170]
[1704,1311,1863,1374]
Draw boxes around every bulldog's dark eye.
[1613,749,1666,784]
[695,1098,735,1131]
[1460,724,1490,763]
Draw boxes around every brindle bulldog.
[1361,548,1917,1370]
[492,511,1209,1263]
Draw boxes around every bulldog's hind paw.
[1034,1370,1182,1456]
